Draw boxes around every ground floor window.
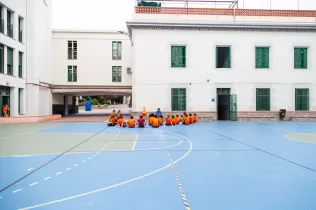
[295,88,309,111]
[256,88,270,111]
[171,88,186,111]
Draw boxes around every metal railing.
[7,23,13,38]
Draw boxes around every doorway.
[0,86,10,117]
[217,88,238,121]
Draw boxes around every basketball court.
[1,121,316,210]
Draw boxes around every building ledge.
[135,7,316,17]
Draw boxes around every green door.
[229,94,238,121]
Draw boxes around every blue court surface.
[1,121,316,210]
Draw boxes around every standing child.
[128,116,135,128]
[137,116,145,128]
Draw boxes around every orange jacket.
[190,116,194,123]
[166,117,172,125]
[184,117,190,125]
[152,118,159,127]
[176,118,181,124]
[118,119,125,127]
[149,117,154,125]
[194,116,198,123]
[171,118,177,125]
[158,117,163,125]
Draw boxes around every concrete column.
[64,95,68,116]
[10,87,18,116]
[123,95,127,104]
[3,7,7,35]
[20,88,26,115]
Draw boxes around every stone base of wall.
[0,115,62,123]
[132,111,316,121]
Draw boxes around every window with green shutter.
[294,48,308,69]
[256,88,270,111]
[0,44,3,73]
[171,88,186,111]
[19,52,23,78]
[7,47,13,75]
[112,66,122,82]
[256,47,269,68]
[171,46,186,68]
[112,41,122,60]
[68,66,77,82]
[216,47,231,68]
[295,88,309,111]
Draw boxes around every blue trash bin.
[85,101,92,111]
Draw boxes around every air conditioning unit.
[127,67,132,73]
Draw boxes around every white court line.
[87,157,91,160]
[44,177,51,181]
[29,182,39,187]
[81,160,86,163]
[132,134,139,150]
[27,168,34,171]
[66,168,71,171]
[12,189,23,194]
[18,130,192,210]
[56,172,62,176]
[73,164,79,167]
[0,196,2,199]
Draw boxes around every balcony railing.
[7,23,13,38]
[19,29,22,42]
[0,19,4,34]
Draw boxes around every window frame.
[256,88,270,111]
[295,88,309,111]
[171,88,187,111]
[112,66,122,82]
[7,47,13,75]
[18,52,23,78]
[171,45,186,68]
[68,41,77,60]
[67,65,77,82]
[255,47,270,69]
[216,46,231,68]
[112,41,122,60]
[0,44,3,73]
[294,47,308,69]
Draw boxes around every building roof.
[52,29,128,34]
[135,7,316,17]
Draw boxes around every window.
[256,88,270,111]
[18,88,21,114]
[171,46,186,68]
[295,89,309,111]
[7,47,13,75]
[0,44,3,73]
[171,88,186,111]
[18,52,23,78]
[18,17,23,42]
[294,48,308,69]
[7,10,13,38]
[216,47,231,68]
[112,41,122,60]
[68,41,77,60]
[0,6,3,34]
[68,66,77,82]
[256,47,269,68]
[112,66,122,82]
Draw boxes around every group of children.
[107,110,198,128]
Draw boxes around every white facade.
[128,14,316,116]
[0,0,52,117]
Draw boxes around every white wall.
[132,28,316,112]
[52,31,132,86]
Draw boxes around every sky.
[52,0,316,30]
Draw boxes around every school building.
[1,0,316,121]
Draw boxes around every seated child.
[194,113,198,123]
[117,116,127,127]
[137,116,145,128]
[165,115,173,126]
[128,116,135,128]
[184,114,191,125]
[189,113,194,124]
[176,115,180,124]
[149,113,154,126]
[152,115,160,128]
[108,116,116,126]
[171,115,177,125]
[158,116,163,126]
[180,115,184,124]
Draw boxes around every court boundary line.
[132,134,139,150]
[207,129,316,173]
[18,131,192,210]
[0,125,109,193]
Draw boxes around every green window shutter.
[256,88,270,111]
[227,47,231,68]
[255,48,261,68]
[68,66,72,82]
[264,47,269,68]
[294,48,307,69]
[295,88,309,110]
[171,46,186,68]
[7,48,13,75]
[171,47,176,67]
[73,66,77,82]
[171,88,186,111]
[18,52,22,78]
[256,47,269,68]
[302,48,307,69]
[118,66,122,82]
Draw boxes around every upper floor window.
[19,52,23,78]
[68,65,77,82]
[68,41,77,60]
[7,47,13,75]
[255,47,269,69]
[0,6,3,34]
[216,46,231,68]
[294,48,307,69]
[171,46,186,68]
[112,41,122,60]
[18,17,23,43]
[0,44,3,74]
[7,10,13,38]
